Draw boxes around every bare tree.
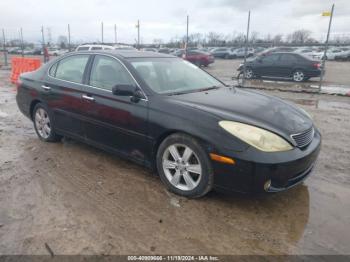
[272,34,283,45]
[287,29,312,44]
[207,32,224,46]
[57,35,68,49]
[250,31,259,44]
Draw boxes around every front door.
[256,53,280,77]
[81,55,149,164]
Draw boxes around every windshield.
[129,58,224,94]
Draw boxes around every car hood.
[168,87,312,140]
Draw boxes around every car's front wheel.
[245,67,254,79]
[292,70,305,82]
[156,133,213,198]
[33,103,62,142]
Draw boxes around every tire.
[292,70,305,82]
[156,133,214,198]
[245,67,254,79]
[33,103,62,142]
[195,61,201,67]
[224,54,229,59]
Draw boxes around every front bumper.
[211,130,321,193]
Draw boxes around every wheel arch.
[151,130,212,171]
[29,99,43,120]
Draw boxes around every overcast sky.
[1,0,349,44]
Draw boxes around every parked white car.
[76,44,114,51]
[48,48,68,56]
[313,48,345,60]
[334,49,350,61]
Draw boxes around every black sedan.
[238,52,322,82]
[16,50,321,198]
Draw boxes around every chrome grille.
[291,127,314,148]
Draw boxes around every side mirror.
[112,84,145,102]
[112,84,135,96]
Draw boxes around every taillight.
[312,62,321,69]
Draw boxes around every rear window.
[55,55,90,83]
[77,47,89,51]
[91,47,102,50]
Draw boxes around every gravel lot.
[0,66,349,255]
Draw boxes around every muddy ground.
[0,68,349,255]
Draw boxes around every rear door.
[278,53,299,77]
[81,54,149,164]
[44,54,91,138]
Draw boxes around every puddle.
[0,111,9,117]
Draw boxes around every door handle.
[82,94,95,102]
[41,85,51,91]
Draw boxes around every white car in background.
[295,48,317,57]
[76,44,115,51]
[76,44,136,51]
[47,48,68,56]
[313,48,345,60]
[334,49,350,61]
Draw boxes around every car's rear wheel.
[33,103,62,142]
[156,133,213,198]
[224,54,229,59]
[292,70,305,82]
[195,61,202,67]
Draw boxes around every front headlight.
[219,121,293,152]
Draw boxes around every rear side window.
[55,55,89,83]
[89,55,135,91]
[280,54,299,63]
[77,47,89,51]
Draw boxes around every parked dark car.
[210,47,231,59]
[16,51,321,197]
[184,50,215,67]
[238,52,322,82]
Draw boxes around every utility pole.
[41,26,47,62]
[20,28,24,57]
[2,29,8,66]
[68,24,71,51]
[101,22,104,43]
[114,24,117,44]
[136,20,140,49]
[242,11,251,87]
[319,4,335,91]
[185,15,189,57]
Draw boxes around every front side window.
[89,55,135,91]
[55,55,89,83]
[91,46,102,50]
[130,58,224,94]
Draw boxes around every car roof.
[74,50,175,59]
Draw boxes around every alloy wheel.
[162,144,202,191]
[34,108,51,139]
[245,68,253,79]
[293,71,304,82]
